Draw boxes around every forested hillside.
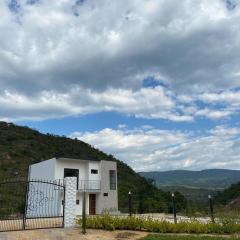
[215,182,240,207]
[0,121,186,212]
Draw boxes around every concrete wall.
[54,158,89,180]
[29,158,56,180]
[88,161,101,181]
[75,192,90,215]
[27,158,62,218]
[98,160,118,214]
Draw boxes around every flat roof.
[56,157,101,162]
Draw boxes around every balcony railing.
[78,180,101,191]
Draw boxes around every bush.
[76,215,240,234]
[143,235,240,240]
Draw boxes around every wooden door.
[89,194,96,215]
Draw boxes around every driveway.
[0,229,148,240]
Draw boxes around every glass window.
[109,170,116,190]
[91,169,98,174]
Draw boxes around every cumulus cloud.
[1,0,240,93]
[70,125,240,171]
[0,86,180,121]
[0,0,239,121]
[199,90,240,106]
[1,86,240,122]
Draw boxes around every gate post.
[64,177,77,228]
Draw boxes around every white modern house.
[28,157,118,216]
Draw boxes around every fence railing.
[78,180,101,191]
[117,192,223,224]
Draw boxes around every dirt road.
[0,228,148,240]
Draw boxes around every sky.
[1,0,240,171]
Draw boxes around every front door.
[89,194,96,215]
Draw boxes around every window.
[64,168,79,189]
[91,169,98,174]
[76,199,80,205]
[109,170,116,190]
[103,193,108,197]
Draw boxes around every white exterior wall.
[88,162,101,181]
[29,158,56,180]
[55,158,101,215]
[88,161,101,190]
[75,192,90,215]
[54,158,88,180]
[27,158,62,218]
[28,158,118,217]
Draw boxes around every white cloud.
[70,125,240,171]
[195,108,233,120]
[199,91,240,106]
[1,86,239,122]
[1,0,240,93]
[0,0,239,122]
[0,86,191,121]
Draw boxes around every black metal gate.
[0,179,65,232]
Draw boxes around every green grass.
[143,235,240,240]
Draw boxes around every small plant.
[143,235,240,240]
[76,215,240,234]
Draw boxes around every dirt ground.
[0,228,148,240]
[0,228,237,240]
[0,218,62,232]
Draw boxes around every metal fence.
[117,192,224,224]
[0,179,65,232]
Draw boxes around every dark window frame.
[109,170,116,190]
[91,169,98,174]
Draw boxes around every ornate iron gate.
[0,179,65,232]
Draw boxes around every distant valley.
[139,169,240,189]
[139,169,240,202]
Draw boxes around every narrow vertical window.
[109,170,116,190]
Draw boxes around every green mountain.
[215,182,240,206]
[139,169,240,189]
[160,185,217,203]
[0,121,186,213]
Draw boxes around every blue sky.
[17,112,218,137]
[1,0,240,171]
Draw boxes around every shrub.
[76,215,240,234]
[143,235,240,240]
